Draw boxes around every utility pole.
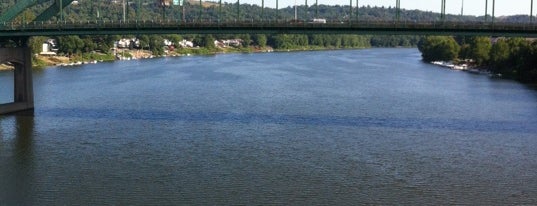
[261,0,264,20]
[199,0,202,21]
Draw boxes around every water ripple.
[38,107,537,134]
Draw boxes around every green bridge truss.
[1,0,537,37]
[0,0,75,23]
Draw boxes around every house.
[214,40,225,48]
[222,39,243,47]
[40,39,58,55]
[178,40,194,48]
[163,39,174,47]
[116,38,140,49]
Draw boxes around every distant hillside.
[2,0,532,23]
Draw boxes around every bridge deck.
[2,20,537,37]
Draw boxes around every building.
[40,39,58,55]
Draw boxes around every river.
[1,48,537,205]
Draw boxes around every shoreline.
[2,46,374,71]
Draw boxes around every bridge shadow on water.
[0,111,35,205]
[36,107,537,134]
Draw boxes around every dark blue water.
[1,49,537,204]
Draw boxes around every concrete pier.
[0,38,34,115]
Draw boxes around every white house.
[178,40,194,48]
[116,38,140,48]
[40,39,58,55]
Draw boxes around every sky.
[215,0,535,16]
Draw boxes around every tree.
[137,35,150,49]
[417,36,460,62]
[29,36,49,55]
[166,34,183,47]
[82,36,97,53]
[489,39,510,70]
[149,35,164,55]
[254,34,267,48]
[203,35,216,49]
[58,35,85,55]
[467,37,492,65]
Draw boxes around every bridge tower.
[0,37,34,115]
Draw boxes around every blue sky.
[217,0,535,16]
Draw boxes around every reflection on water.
[1,111,35,205]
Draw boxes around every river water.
[1,48,537,205]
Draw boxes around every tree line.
[417,36,537,83]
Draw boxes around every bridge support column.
[0,38,34,115]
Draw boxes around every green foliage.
[466,37,492,65]
[269,34,369,50]
[417,36,460,62]
[203,35,216,49]
[149,35,165,55]
[487,38,537,82]
[58,35,85,55]
[489,39,510,69]
[31,56,48,69]
[29,36,48,54]
[71,52,115,62]
[422,36,537,83]
[370,35,421,47]
[254,34,267,48]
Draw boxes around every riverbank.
[18,45,375,70]
[25,46,276,69]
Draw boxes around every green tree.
[58,35,85,55]
[29,36,49,55]
[166,34,183,46]
[254,34,267,47]
[203,35,216,49]
[417,36,460,62]
[82,36,97,53]
[467,37,492,65]
[489,39,510,70]
[137,35,150,49]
